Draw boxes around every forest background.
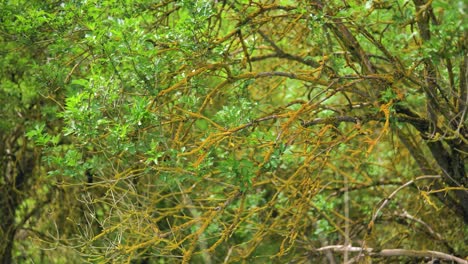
[0,0,467,263]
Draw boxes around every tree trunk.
[0,189,18,264]
[0,133,34,264]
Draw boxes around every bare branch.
[368,175,441,232]
[312,245,468,264]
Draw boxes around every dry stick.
[368,175,441,231]
[398,210,444,241]
[313,245,468,264]
[356,175,442,262]
[343,172,350,263]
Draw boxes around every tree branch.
[368,175,441,233]
[312,245,468,264]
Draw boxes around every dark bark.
[0,184,17,264]
[0,133,36,264]
[306,0,468,223]
[0,151,19,264]
[409,0,468,223]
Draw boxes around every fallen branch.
[313,245,467,264]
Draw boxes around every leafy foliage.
[1,0,467,263]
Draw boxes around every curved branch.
[392,210,455,254]
[369,175,441,232]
